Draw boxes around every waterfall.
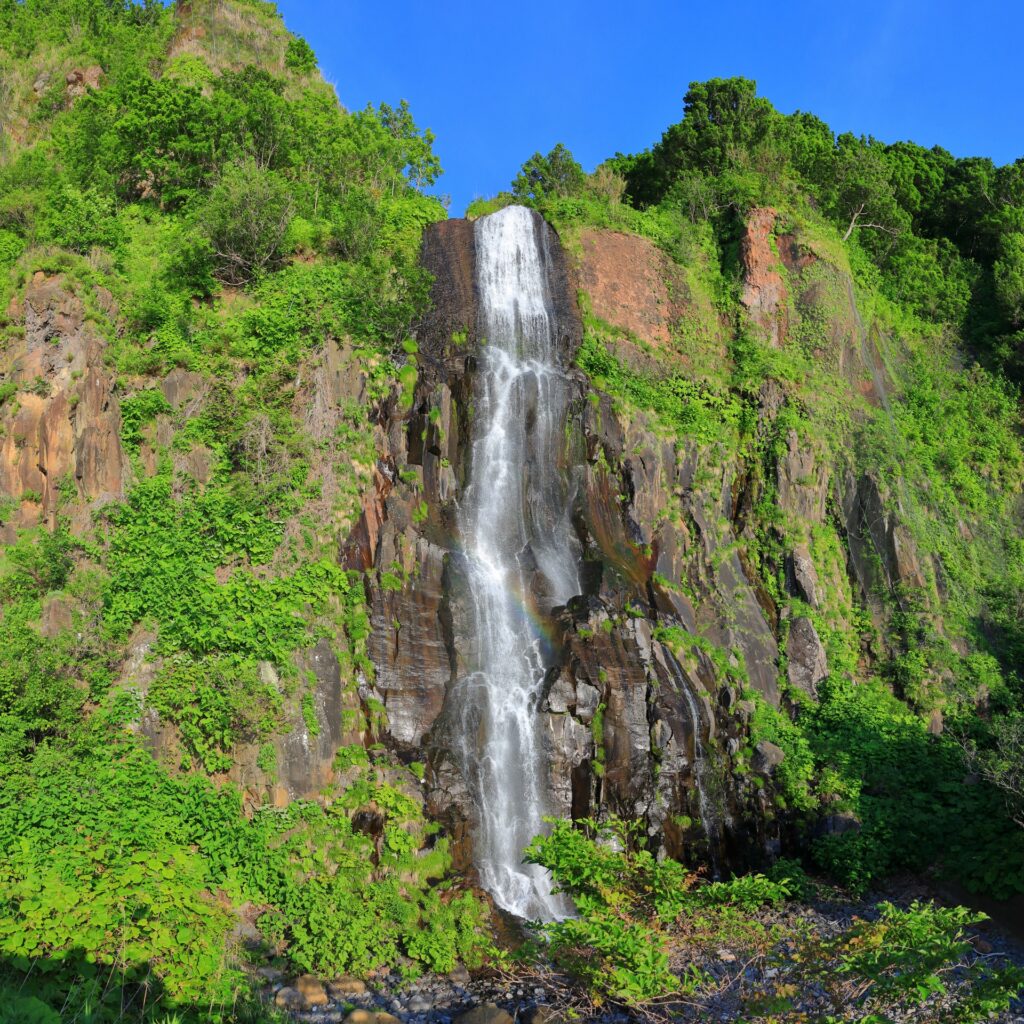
[453,205,581,920]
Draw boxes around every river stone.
[786,616,828,697]
[375,1014,402,1024]
[456,1007,514,1024]
[342,1012,374,1024]
[408,993,433,1012]
[343,1012,375,1024]
[274,987,302,1010]
[329,976,367,998]
[448,963,471,985]
[296,974,329,1007]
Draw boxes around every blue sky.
[276,0,1023,216]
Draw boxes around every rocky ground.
[259,882,1024,1024]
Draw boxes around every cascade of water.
[453,205,581,920]
[662,652,724,874]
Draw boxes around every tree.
[993,232,1024,328]
[962,714,1024,828]
[511,143,585,203]
[216,67,292,171]
[655,78,780,179]
[204,161,294,285]
[830,135,908,243]
[285,34,317,74]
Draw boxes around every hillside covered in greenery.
[1,2,1023,1022]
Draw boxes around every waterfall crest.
[454,205,581,920]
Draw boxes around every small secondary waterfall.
[454,205,581,919]
[664,652,725,874]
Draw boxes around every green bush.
[38,183,122,253]
[284,34,317,73]
[204,161,294,285]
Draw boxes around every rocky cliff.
[328,203,956,878]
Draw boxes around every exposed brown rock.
[740,207,787,348]
[0,275,123,527]
[65,66,103,101]
[580,229,674,348]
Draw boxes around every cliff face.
[0,274,123,539]
[0,199,957,878]
[332,203,967,878]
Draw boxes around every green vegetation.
[2,0,1023,1016]
[0,1,481,1019]
[526,819,1024,1018]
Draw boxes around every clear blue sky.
[276,0,1023,216]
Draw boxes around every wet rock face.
[841,470,928,616]
[0,273,124,530]
[787,617,829,698]
[341,215,791,874]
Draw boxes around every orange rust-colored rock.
[579,229,675,350]
[740,207,787,348]
[0,275,124,527]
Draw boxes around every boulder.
[448,962,471,985]
[789,545,821,608]
[456,1006,514,1024]
[343,1012,376,1024]
[787,617,828,697]
[752,741,785,776]
[328,975,367,998]
[295,974,329,1008]
[814,810,861,836]
[274,987,302,1010]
